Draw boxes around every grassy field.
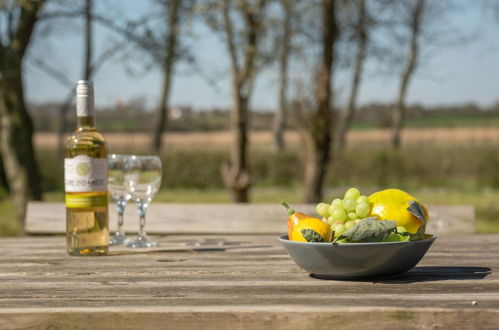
[1,186,498,236]
[351,114,499,130]
[35,127,499,150]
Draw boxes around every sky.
[24,0,499,111]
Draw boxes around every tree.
[391,0,425,149]
[151,0,182,152]
[28,0,119,160]
[204,0,269,202]
[93,0,193,153]
[296,0,338,202]
[57,0,93,159]
[0,0,45,233]
[223,0,269,202]
[335,0,368,150]
[272,0,292,152]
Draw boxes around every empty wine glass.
[124,155,162,248]
[108,154,131,245]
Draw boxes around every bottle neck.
[76,116,95,129]
[76,81,95,128]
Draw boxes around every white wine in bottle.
[64,80,109,256]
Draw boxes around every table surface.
[0,234,498,330]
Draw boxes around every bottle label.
[64,155,107,192]
[65,194,108,208]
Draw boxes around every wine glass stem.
[137,200,148,236]
[116,199,126,235]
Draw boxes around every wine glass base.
[126,234,159,248]
[109,232,130,246]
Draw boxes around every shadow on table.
[375,266,492,284]
[310,266,492,283]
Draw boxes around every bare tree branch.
[7,4,15,43]
[273,0,293,152]
[38,10,83,21]
[336,0,368,150]
[222,0,239,74]
[11,0,45,57]
[28,57,72,86]
[391,0,425,149]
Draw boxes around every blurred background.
[1,0,499,235]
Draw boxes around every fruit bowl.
[278,234,436,279]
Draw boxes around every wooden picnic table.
[0,203,499,330]
[1,203,497,329]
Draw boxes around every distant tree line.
[30,102,499,133]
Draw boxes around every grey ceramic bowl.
[278,234,436,279]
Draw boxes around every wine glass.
[124,155,162,248]
[108,154,131,246]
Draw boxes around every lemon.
[368,189,429,234]
[291,218,332,243]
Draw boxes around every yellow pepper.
[281,201,310,239]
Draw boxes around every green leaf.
[335,238,350,243]
[301,229,324,242]
[399,234,410,242]
[334,217,396,243]
[407,201,427,241]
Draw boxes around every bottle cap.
[76,80,94,97]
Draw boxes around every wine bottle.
[64,80,109,256]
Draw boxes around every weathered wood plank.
[0,236,496,300]
[25,202,474,234]
[0,234,497,328]
[1,307,498,330]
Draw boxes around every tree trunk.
[336,0,366,150]
[152,0,181,152]
[220,0,267,203]
[83,0,93,81]
[0,63,43,234]
[272,0,292,152]
[222,89,251,203]
[0,0,45,234]
[302,127,331,203]
[391,0,425,149]
[302,0,337,203]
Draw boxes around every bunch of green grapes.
[315,187,371,239]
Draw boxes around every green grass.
[0,191,65,236]
[33,144,499,193]
[408,187,499,233]
[155,187,301,204]
[0,199,17,235]
[1,186,499,236]
[350,113,499,130]
[405,115,499,128]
